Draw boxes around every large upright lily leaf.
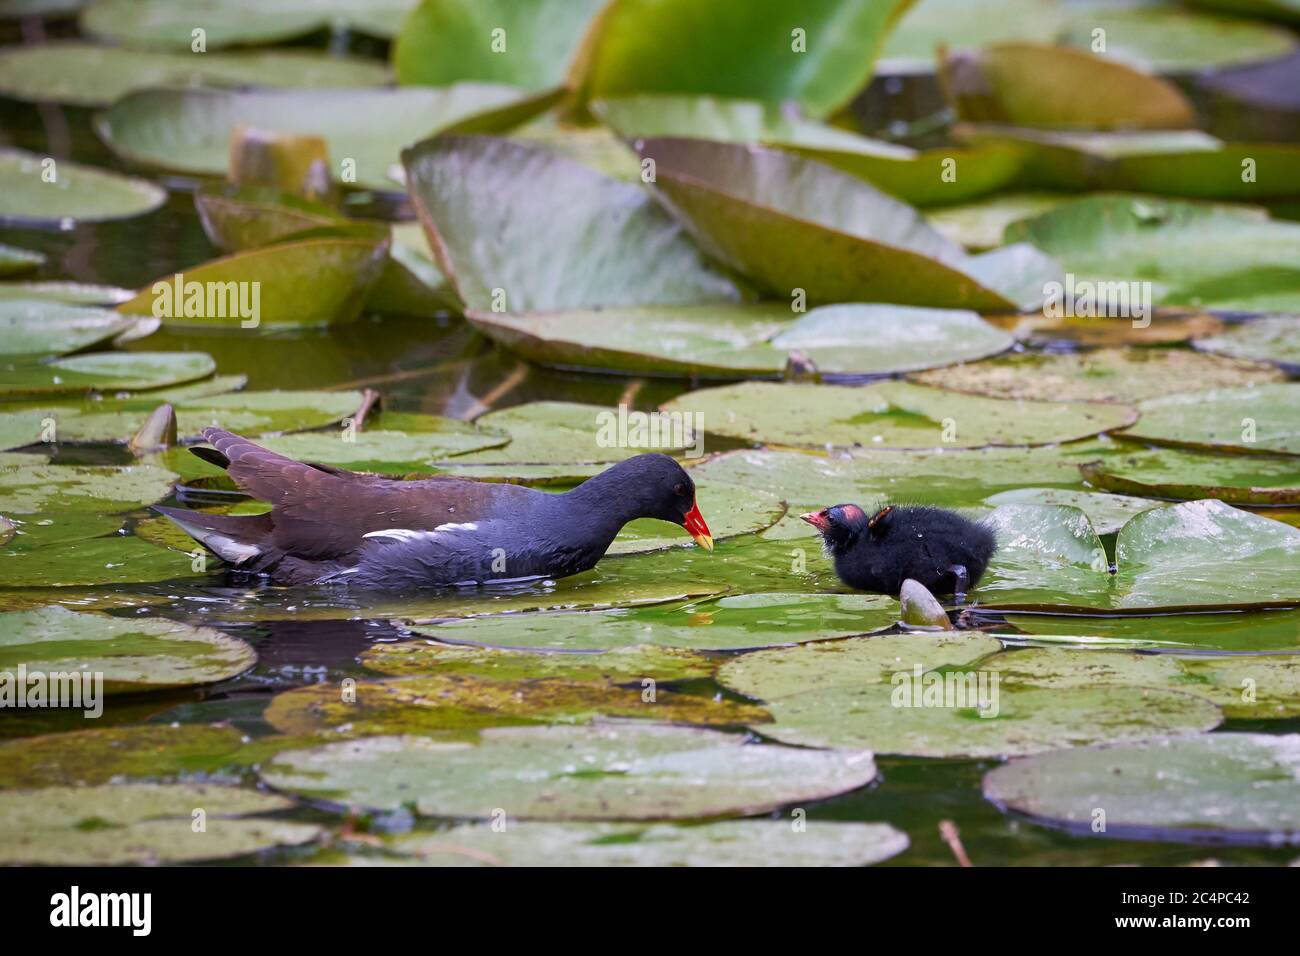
[594,94,1025,207]
[1079,445,1300,506]
[0,148,165,224]
[97,85,559,190]
[403,135,742,313]
[983,734,1300,845]
[940,43,1195,130]
[261,724,879,819]
[635,138,1060,310]
[117,233,390,330]
[661,381,1135,449]
[80,0,416,47]
[0,783,320,865]
[1006,194,1300,312]
[575,0,911,118]
[1120,384,1300,456]
[0,42,389,106]
[0,605,255,692]
[394,0,605,90]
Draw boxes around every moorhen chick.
[800,503,996,602]
[156,427,713,588]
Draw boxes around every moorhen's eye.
[673,482,687,497]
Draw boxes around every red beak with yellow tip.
[683,500,713,551]
[800,509,831,532]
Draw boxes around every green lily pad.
[926,192,1070,250]
[451,401,693,466]
[1059,3,1297,73]
[117,233,389,330]
[0,281,133,305]
[394,0,604,90]
[912,346,1281,404]
[940,43,1194,130]
[719,632,1219,757]
[879,0,1067,75]
[377,818,910,867]
[97,85,557,190]
[1000,608,1300,654]
[0,41,389,107]
[982,733,1300,845]
[1121,384,1300,456]
[986,307,1226,350]
[7,389,363,448]
[594,94,1025,207]
[611,481,783,554]
[0,605,255,692]
[0,299,140,358]
[80,0,415,47]
[193,185,341,252]
[576,0,909,118]
[689,442,1125,513]
[264,673,769,739]
[984,488,1157,536]
[261,724,879,819]
[1196,316,1300,374]
[1,524,207,586]
[0,724,250,789]
[1005,194,1300,312]
[0,243,43,276]
[362,640,718,684]
[978,499,1300,611]
[0,351,214,399]
[718,632,1003,701]
[1080,445,1300,506]
[417,592,901,653]
[0,782,320,864]
[0,461,176,513]
[661,381,1135,449]
[402,135,742,313]
[636,137,1061,310]
[1188,0,1300,25]
[0,147,165,224]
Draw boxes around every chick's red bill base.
[684,500,713,550]
[800,509,831,532]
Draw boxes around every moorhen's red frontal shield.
[683,500,713,550]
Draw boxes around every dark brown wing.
[199,427,531,559]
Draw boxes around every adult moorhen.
[156,427,714,588]
[800,503,996,602]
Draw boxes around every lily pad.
[378,819,910,867]
[610,481,783,554]
[1188,0,1300,25]
[97,85,558,190]
[0,299,140,358]
[0,147,165,224]
[1000,608,1300,654]
[0,724,249,789]
[719,633,1220,757]
[985,308,1225,350]
[1120,384,1300,456]
[0,605,255,692]
[926,192,1070,250]
[403,135,742,313]
[0,351,215,398]
[984,488,1157,536]
[879,0,1068,75]
[0,782,319,864]
[1,526,207,586]
[576,0,909,118]
[636,138,1061,310]
[982,734,1300,845]
[0,243,43,276]
[261,724,879,819]
[416,592,901,653]
[0,41,390,106]
[362,640,718,684]
[264,673,769,739]
[1005,194,1300,312]
[0,281,133,305]
[1195,316,1300,374]
[117,233,389,330]
[394,0,604,90]
[911,347,1281,404]
[8,389,363,448]
[1079,446,1300,506]
[80,0,415,47]
[193,185,341,252]
[661,381,1135,449]
[0,461,176,513]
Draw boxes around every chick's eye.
[673,482,687,497]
